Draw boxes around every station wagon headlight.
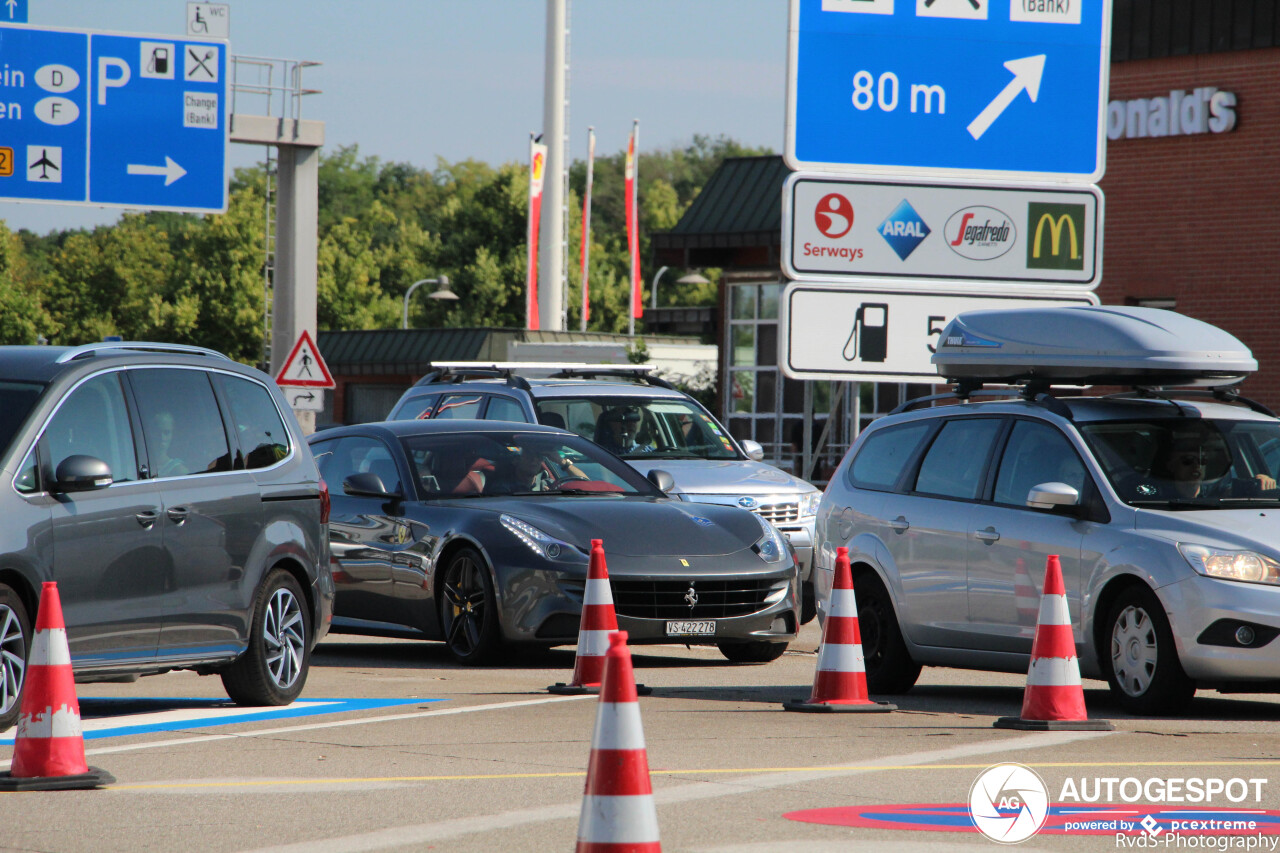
[500,514,583,563]
[799,491,821,518]
[753,515,788,564]
[1178,543,1280,585]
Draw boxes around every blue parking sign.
[0,24,228,213]
[785,0,1112,182]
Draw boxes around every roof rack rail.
[416,363,533,392]
[55,342,232,364]
[1108,387,1277,418]
[547,367,674,390]
[891,380,1074,420]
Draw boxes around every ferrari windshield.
[1079,418,1280,509]
[401,429,659,498]
[534,396,739,460]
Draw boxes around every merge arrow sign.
[967,55,1046,141]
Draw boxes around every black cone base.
[994,716,1114,731]
[784,698,896,713]
[0,766,115,791]
[548,683,652,696]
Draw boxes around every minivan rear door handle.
[975,526,1001,543]
[890,516,910,533]
[136,510,159,529]
[166,506,190,525]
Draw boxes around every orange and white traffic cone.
[551,540,647,695]
[784,547,894,713]
[576,631,661,853]
[0,582,113,790]
[995,555,1112,731]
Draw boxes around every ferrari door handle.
[166,506,190,525]
[889,516,910,533]
[135,510,159,529]
[975,527,1001,544]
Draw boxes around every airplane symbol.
[29,148,58,180]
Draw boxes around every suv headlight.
[752,514,788,564]
[501,514,583,562]
[799,491,821,518]
[1178,543,1280,585]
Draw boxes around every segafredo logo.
[968,763,1050,843]
[945,206,1016,260]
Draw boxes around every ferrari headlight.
[752,514,788,564]
[799,491,822,518]
[1178,543,1280,585]
[500,514,582,562]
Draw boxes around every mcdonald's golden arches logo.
[1026,202,1086,271]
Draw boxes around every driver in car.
[1157,435,1277,499]
[595,406,652,455]
[509,445,588,492]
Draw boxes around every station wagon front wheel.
[1104,585,1194,715]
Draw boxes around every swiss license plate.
[666,620,715,637]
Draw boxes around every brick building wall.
[1099,47,1280,407]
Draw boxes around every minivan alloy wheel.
[1111,604,1157,697]
[264,587,306,690]
[0,602,27,720]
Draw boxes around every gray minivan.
[815,307,1280,715]
[0,342,332,730]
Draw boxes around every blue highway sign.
[0,24,228,212]
[786,0,1112,182]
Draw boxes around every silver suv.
[387,363,821,620]
[815,307,1280,715]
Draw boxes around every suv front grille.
[754,502,800,525]
[611,578,778,619]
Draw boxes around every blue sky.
[0,0,788,234]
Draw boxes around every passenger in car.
[151,411,187,477]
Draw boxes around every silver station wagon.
[815,306,1280,714]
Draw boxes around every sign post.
[275,330,334,414]
[0,23,229,213]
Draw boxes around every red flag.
[625,121,642,320]
[526,137,548,330]
[580,127,595,330]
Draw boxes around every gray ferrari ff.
[307,420,800,664]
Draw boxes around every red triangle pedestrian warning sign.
[276,330,335,389]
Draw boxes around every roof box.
[931,306,1256,388]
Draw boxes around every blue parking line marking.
[0,697,442,743]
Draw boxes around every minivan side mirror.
[343,472,403,501]
[740,439,765,462]
[647,469,675,493]
[1027,481,1081,510]
[54,455,113,492]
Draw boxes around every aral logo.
[968,763,1050,844]
[945,206,1015,260]
[1026,202,1085,271]
[815,192,854,238]
[878,199,930,260]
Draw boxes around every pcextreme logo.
[1026,202,1085,271]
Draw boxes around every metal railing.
[230,55,321,120]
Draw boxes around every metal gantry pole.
[539,0,567,331]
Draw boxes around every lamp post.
[401,275,456,329]
[651,269,710,310]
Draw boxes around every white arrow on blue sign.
[0,24,228,213]
[785,0,1113,183]
[2,0,26,24]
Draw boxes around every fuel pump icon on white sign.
[842,303,889,363]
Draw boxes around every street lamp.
[401,275,456,329]
[651,268,710,310]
